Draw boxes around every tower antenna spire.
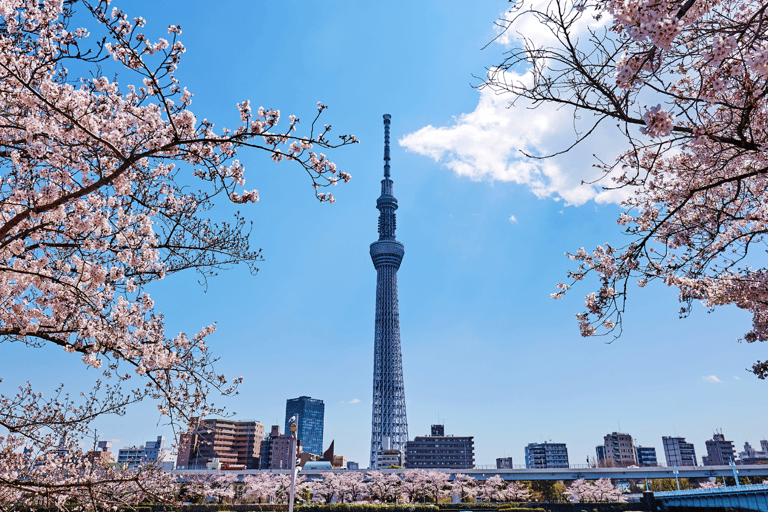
[383,114,391,178]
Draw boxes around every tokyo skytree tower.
[369,114,408,468]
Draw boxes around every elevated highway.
[173,464,768,482]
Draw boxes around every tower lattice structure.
[369,114,408,468]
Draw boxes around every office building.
[285,396,325,456]
[404,424,474,469]
[635,445,658,466]
[369,115,409,468]
[662,436,697,467]
[703,431,736,465]
[176,419,264,470]
[347,461,360,470]
[525,442,569,469]
[599,432,636,467]
[117,436,171,469]
[496,457,514,469]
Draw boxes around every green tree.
[645,478,693,492]
[526,480,566,502]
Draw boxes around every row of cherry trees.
[185,473,768,505]
[187,471,654,505]
[182,471,534,505]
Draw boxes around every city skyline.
[3,0,767,470]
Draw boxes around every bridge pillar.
[642,491,656,511]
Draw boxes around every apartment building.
[525,442,569,469]
[176,418,264,470]
[598,432,637,467]
[662,436,697,467]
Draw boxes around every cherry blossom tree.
[422,470,451,503]
[400,469,429,503]
[504,481,531,502]
[272,474,307,504]
[450,473,477,502]
[201,472,239,504]
[565,478,625,503]
[337,471,368,503]
[312,472,342,504]
[0,0,355,508]
[699,480,724,489]
[478,475,507,502]
[488,0,768,375]
[367,471,402,503]
[242,473,276,503]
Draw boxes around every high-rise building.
[662,436,697,467]
[369,114,409,469]
[176,419,264,470]
[635,445,658,466]
[525,442,569,469]
[496,457,514,469]
[285,396,325,456]
[600,432,636,467]
[404,425,474,469]
[703,431,736,465]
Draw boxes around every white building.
[117,435,174,470]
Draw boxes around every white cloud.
[400,5,628,207]
[508,215,518,224]
[349,398,361,404]
[734,376,741,380]
[494,2,610,48]
[703,375,722,383]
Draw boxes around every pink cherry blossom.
[486,0,768,374]
[0,0,355,508]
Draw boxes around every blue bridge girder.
[652,482,768,511]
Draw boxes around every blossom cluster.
[505,0,768,366]
[639,105,675,138]
[565,478,626,503]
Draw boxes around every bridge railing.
[655,482,768,497]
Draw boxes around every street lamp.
[729,459,740,488]
[288,415,299,512]
[673,467,680,490]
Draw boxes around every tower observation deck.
[369,114,408,468]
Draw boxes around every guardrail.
[655,482,768,497]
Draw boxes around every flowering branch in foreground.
[0,0,356,509]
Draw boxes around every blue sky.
[5,0,767,468]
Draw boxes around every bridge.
[173,464,768,482]
[648,482,768,511]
